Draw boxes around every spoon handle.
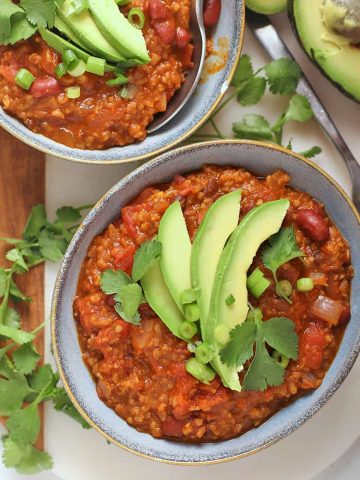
[246,10,360,212]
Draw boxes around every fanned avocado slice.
[39,29,116,72]
[56,5,126,63]
[246,0,287,15]
[54,16,90,51]
[206,199,290,392]
[191,190,241,335]
[87,0,150,64]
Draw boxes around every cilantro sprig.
[0,203,91,475]
[100,239,162,325]
[220,306,298,391]
[191,54,321,159]
[262,226,304,303]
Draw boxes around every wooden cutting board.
[0,128,45,449]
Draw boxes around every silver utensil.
[246,10,360,212]
[147,0,206,133]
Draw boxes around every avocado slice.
[54,16,90,51]
[39,29,116,72]
[87,0,150,64]
[56,5,126,63]
[206,200,290,391]
[246,0,287,15]
[141,260,187,341]
[191,190,241,335]
[290,0,360,103]
[158,201,192,313]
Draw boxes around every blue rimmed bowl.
[52,140,360,463]
[0,1,244,164]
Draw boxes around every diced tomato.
[114,244,136,275]
[161,417,185,437]
[30,77,62,98]
[179,44,194,68]
[299,322,327,370]
[121,205,142,240]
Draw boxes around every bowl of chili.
[0,0,244,163]
[52,140,360,463]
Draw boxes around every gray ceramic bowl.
[0,1,243,164]
[52,141,360,464]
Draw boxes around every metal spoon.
[147,0,206,133]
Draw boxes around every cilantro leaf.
[220,321,256,367]
[237,77,267,106]
[233,114,273,142]
[283,94,313,124]
[100,269,132,295]
[10,280,30,302]
[7,405,40,445]
[6,248,28,271]
[265,58,301,95]
[0,364,32,416]
[38,229,66,262]
[132,239,162,282]
[262,226,304,278]
[23,205,47,240]
[299,145,322,159]
[114,303,141,325]
[52,387,91,429]
[28,364,58,395]
[231,54,254,87]
[4,307,21,329]
[262,317,298,360]
[13,343,41,375]
[20,0,56,29]
[55,206,82,225]
[2,437,53,474]
[0,0,26,43]
[243,341,285,391]
[0,324,34,345]
[116,283,143,321]
[0,268,8,297]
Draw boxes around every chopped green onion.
[276,279,293,298]
[296,277,314,292]
[214,325,230,345]
[186,358,216,384]
[271,350,289,369]
[128,8,145,29]
[225,294,235,306]
[15,68,35,90]
[55,63,66,79]
[106,73,129,86]
[246,307,263,322]
[63,49,79,71]
[250,277,271,299]
[66,86,81,99]
[181,288,200,305]
[119,85,130,98]
[67,59,86,78]
[184,303,200,323]
[86,56,105,76]
[179,321,197,340]
[247,268,264,290]
[195,343,214,364]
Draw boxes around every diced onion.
[308,295,346,326]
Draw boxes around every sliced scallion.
[250,276,271,299]
[119,85,130,98]
[247,268,264,290]
[128,8,145,29]
[179,321,197,340]
[225,294,235,306]
[184,303,200,323]
[296,277,314,292]
[186,358,215,384]
[195,343,214,364]
[63,49,79,71]
[106,73,129,86]
[66,86,81,99]
[55,63,66,79]
[67,59,86,78]
[86,56,105,76]
[15,68,35,90]
[276,279,293,298]
[271,350,289,369]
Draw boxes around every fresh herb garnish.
[19,0,56,29]
[0,203,91,475]
[101,239,162,325]
[262,226,304,303]
[220,307,298,391]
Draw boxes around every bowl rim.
[51,140,360,465]
[0,9,245,165]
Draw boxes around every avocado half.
[289,0,360,103]
[246,0,287,15]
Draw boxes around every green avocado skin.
[206,199,290,392]
[290,0,360,103]
[246,0,287,15]
[88,0,150,63]
[56,6,126,63]
[39,29,116,72]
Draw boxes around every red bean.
[176,27,191,49]
[297,209,330,243]
[30,76,61,98]
[339,305,351,325]
[106,295,116,308]
[149,0,170,20]
[155,19,176,45]
[203,0,221,28]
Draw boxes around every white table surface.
[1,12,360,480]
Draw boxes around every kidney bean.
[203,0,221,28]
[297,209,330,243]
[155,19,177,45]
[176,27,191,49]
[149,0,170,20]
[339,305,351,325]
[30,76,61,98]
[106,295,116,307]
